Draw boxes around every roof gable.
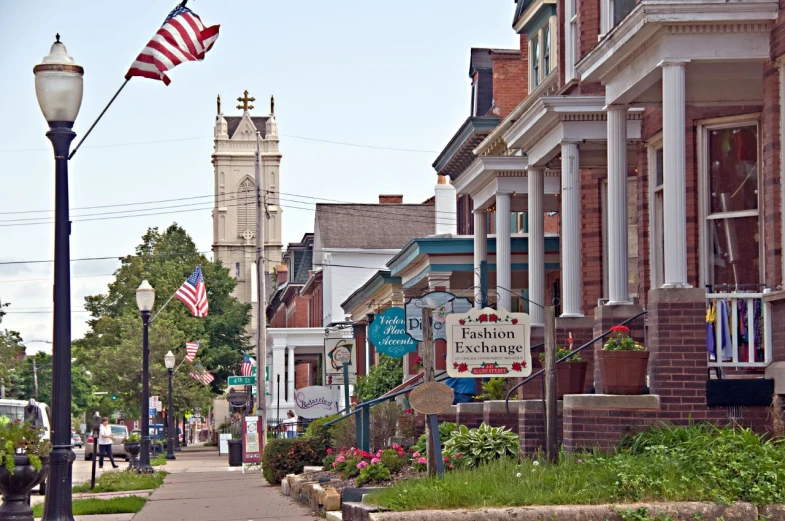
[225,114,269,139]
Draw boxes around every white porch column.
[527,167,545,327]
[661,60,691,287]
[473,208,487,309]
[561,141,583,317]
[287,346,295,404]
[607,106,631,304]
[496,192,512,311]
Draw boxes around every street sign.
[228,376,256,386]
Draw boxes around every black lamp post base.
[165,453,176,461]
[135,465,155,475]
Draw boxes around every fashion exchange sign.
[445,308,532,378]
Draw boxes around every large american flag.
[241,354,256,377]
[189,366,214,386]
[184,341,200,363]
[125,2,220,85]
[175,266,209,317]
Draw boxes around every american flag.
[189,366,214,386]
[184,341,200,363]
[241,354,256,377]
[175,266,209,317]
[125,2,220,86]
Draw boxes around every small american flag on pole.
[241,354,256,377]
[189,366,214,386]
[125,2,220,85]
[175,266,209,317]
[184,341,200,363]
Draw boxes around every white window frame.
[564,0,578,82]
[648,134,664,289]
[528,16,559,93]
[471,78,479,117]
[542,24,551,78]
[697,114,764,289]
[531,36,540,90]
[600,0,636,37]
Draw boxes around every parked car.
[85,424,130,461]
[0,399,51,495]
[72,433,83,448]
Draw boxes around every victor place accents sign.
[445,308,532,378]
[368,307,417,358]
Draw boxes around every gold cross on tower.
[236,90,255,112]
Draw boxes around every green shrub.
[354,354,403,402]
[476,378,508,401]
[412,422,456,455]
[305,414,340,444]
[443,423,518,468]
[370,401,402,451]
[329,415,356,450]
[380,449,406,473]
[335,456,361,479]
[262,437,325,485]
[356,462,391,487]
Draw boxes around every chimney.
[434,175,457,235]
[277,264,288,285]
[379,195,403,204]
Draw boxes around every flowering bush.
[603,325,644,352]
[356,462,391,487]
[539,346,584,363]
[327,444,411,479]
[411,456,427,472]
[413,354,423,372]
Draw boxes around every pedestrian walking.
[98,417,119,469]
[281,410,298,439]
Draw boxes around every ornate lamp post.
[34,34,83,521]
[136,280,155,473]
[164,351,176,461]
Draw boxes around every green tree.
[73,224,251,418]
[9,352,97,416]
[354,355,404,402]
[0,302,24,389]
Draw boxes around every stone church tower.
[212,91,282,336]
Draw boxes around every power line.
[0,134,438,154]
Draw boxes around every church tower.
[212,91,283,336]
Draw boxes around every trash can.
[228,439,242,467]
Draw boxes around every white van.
[0,399,52,494]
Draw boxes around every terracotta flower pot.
[0,455,49,521]
[598,350,650,395]
[556,361,588,399]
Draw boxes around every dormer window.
[532,38,540,89]
[542,24,551,77]
[527,15,557,93]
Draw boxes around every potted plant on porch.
[0,420,51,520]
[598,324,649,395]
[539,334,588,398]
[124,431,142,469]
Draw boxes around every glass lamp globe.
[136,280,156,312]
[165,351,176,370]
[33,34,84,124]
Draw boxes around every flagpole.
[150,290,177,324]
[68,79,130,160]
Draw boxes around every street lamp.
[34,34,83,521]
[164,351,176,461]
[136,280,155,473]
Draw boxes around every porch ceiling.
[577,0,777,107]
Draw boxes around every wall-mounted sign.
[368,307,418,358]
[242,415,261,463]
[445,307,532,378]
[326,373,357,386]
[324,338,357,376]
[409,381,454,415]
[294,386,339,419]
[405,291,473,342]
[227,390,249,407]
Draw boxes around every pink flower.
[398,451,405,457]
[371,457,380,464]
[336,456,345,463]
[417,457,427,464]
[326,448,333,455]
[357,461,368,470]
[332,462,337,468]
[443,456,450,462]
[412,451,421,458]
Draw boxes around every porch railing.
[706,292,772,369]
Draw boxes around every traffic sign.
[228,375,256,386]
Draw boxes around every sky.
[0,0,520,353]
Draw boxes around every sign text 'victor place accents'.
[445,307,532,378]
[368,307,418,358]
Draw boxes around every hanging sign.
[242,415,261,463]
[405,291,472,342]
[445,307,532,378]
[294,386,339,419]
[324,338,357,376]
[368,307,418,358]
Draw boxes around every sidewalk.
[132,446,320,521]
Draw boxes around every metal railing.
[504,310,648,412]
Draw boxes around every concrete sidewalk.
[132,447,319,521]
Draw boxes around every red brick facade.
[490,42,528,119]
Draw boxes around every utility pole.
[255,130,267,448]
[33,358,39,400]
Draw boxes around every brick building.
[431,0,785,451]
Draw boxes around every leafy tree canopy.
[73,224,251,418]
[354,355,403,402]
[0,302,24,385]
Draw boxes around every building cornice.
[513,0,557,34]
[433,116,501,177]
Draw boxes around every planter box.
[597,351,649,395]
[556,361,587,399]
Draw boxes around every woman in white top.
[281,410,298,439]
[98,417,119,469]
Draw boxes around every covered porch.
[266,328,330,415]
